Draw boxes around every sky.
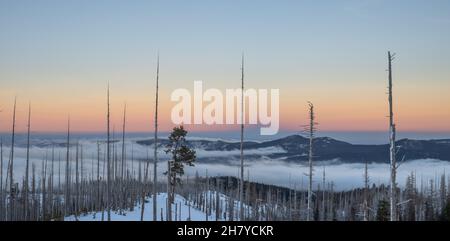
[1,0,450,134]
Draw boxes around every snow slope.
[65,193,222,221]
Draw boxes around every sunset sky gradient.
[1,0,450,134]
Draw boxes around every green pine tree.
[440,201,450,221]
[376,200,390,221]
[165,126,196,204]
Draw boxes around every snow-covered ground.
[65,193,222,221]
[64,190,256,221]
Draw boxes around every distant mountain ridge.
[136,135,450,163]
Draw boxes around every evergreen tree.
[376,200,390,221]
[440,201,450,221]
[165,126,196,206]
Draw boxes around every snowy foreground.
[65,193,222,221]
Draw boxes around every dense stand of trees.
[3,168,445,221]
[0,128,449,221]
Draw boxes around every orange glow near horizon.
[1,85,449,134]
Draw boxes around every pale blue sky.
[2,0,449,86]
[1,0,450,132]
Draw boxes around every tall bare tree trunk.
[239,53,245,221]
[215,179,220,221]
[58,152,61,198]
[50,144,54,219]
[153,53,160,221]
[363,160,369,221]
[112,128,116,181]
[120,103,126,213]
[31,163,36,220]
[24,103,31,220]
[321,167,326,221]
[42,157,47,220]
[205,169,209,221]
[0,138,3,221]
[64,117,70,217]
[140,190,145,221]
[75,142,79,220]
[107,84,111,221]
[121,103,126,180]
[8,97,17,221]
[388,51,397,221]
[307,102,315,221]
[96,142,101,211]
[167,160,171,221]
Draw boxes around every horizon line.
[1,129,450,135]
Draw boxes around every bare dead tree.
[387,51,398,221]
[112,126,117,181]
[239,53,245,221]
[363,160,370,221]
[121,103,126,180]
[8,97,17,221]
[120,102,127,214]
[440,172,446,213]
[153,53,160,221]
[321,167,326,221]
[31,163,36,220]
[140,190,145,221]
[42,155,48,220]
[205,169,209,221]
[106,84,111,221]
[64,117,70,217]
[96,141,101,211]
[0,110,2,217]
[24,102,31,220]
[75,142,79,220]
[50,143,55,218]
[215,179,221,221]
[166,158,171,221]
[306,102,315,221]
[0,138,3,221]
[142,148,150,219]
[58,151,61,197]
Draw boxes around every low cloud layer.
[1,136,448,190]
